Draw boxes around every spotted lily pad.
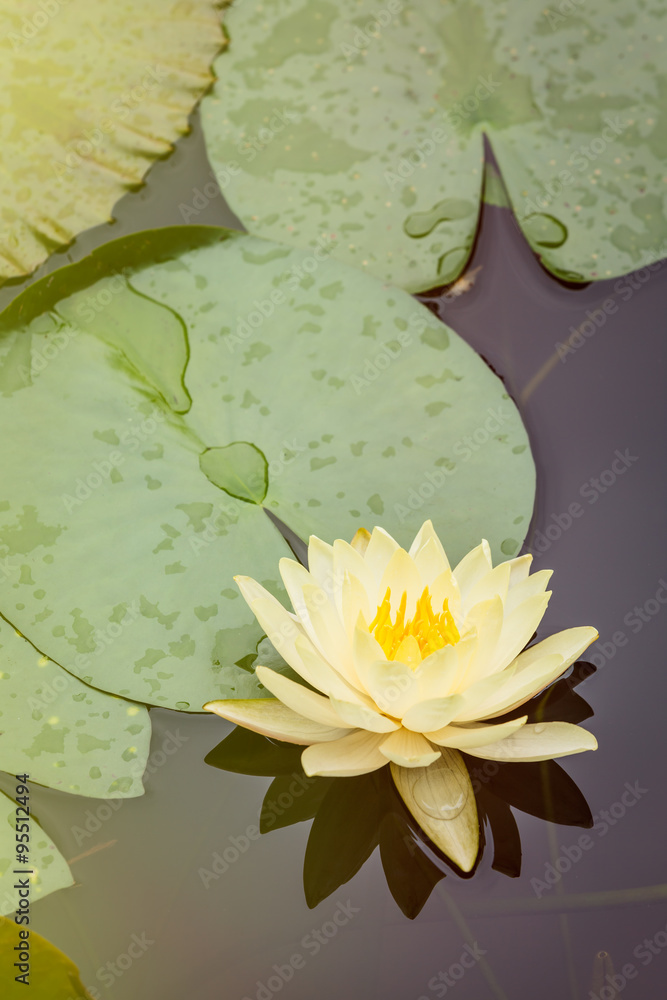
[0,915,94,996]
[0,0,224,282]
[0,617,150,911]
[0,226,534,710]
[203,0,667,290]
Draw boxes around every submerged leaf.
[204,0,667,290]
[0,915,94,997]
[0,227,534,710]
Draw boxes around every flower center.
[368,586,460,661]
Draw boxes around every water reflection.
[205,662,596,919]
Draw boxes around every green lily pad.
[0,225,534,710]
[0,790,73,917]
[203,0,667,290]
[0,0,224,282]
[0,618,151,799]
[0,915,94,997]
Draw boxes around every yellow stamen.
[369,586,460,661]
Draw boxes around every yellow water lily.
[205,521,598,871]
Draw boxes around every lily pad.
[0,790,73,917]
[0,915,94,997]
[0,226,534,710]
[203,0,667,290]
[0,0,224,282]
[0,618,151,799]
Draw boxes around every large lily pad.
[0,0,224,282]
[203,0,667,290]
[0,226,534,710]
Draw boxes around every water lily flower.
[205,521,598,871]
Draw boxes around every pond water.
[2,115,666,1000]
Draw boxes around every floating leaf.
[0,915,93,997]
[203,0,667,290]
[0,226,534,710]
[0,0,224,281]
[0,790,73,917]
[0,618,150,798]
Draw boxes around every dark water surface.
[2,115,666,1000]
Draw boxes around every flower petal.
[452,539,493,602]
[350,527,371,555]
[328,696,399,733]
[301,730,387,776]
[486,592,551,675]
[458,595,504,686]
[255,667,354,729]
[307,535,334,589]
[414,638,473,701]
[426,716,528,748]
[463,562,511,613]
[504,569,553,615]
[379,729,441,767]
[203,699,349,744]
[505,553,533,588]
[463,722,598,762]
[409,520,451,582]
[513,626,599,676]
[378,546,423,615]
[363,526,400,592]
[401,695,465,733]
[295,635,373,704]
[470,654,564,720]
[352,624,419,715]
[390,752,479,872]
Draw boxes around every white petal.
[307,536,334,589]
[401,695,465,733]
[339,571,372,641]
[378,546,423,613]
[333,538,374,600]
[414,639,472,701]
[409,521,451,581]
[458,595,504,686]
[255,667,354,729]
[463,722,598,762]
[426,716,528,748]
[279,558,331,640]
[470,654,564,720]
[452,540,493,602]
[429,569,462,621]
[512,626,598,676]
[379,729,441,767]
[363,526,400,592]
[463,562,511,614]
[505,553,533,588]
[238,590,315,684]
[486,592,551,675]
[328,696,399,733]
[352,625,419,714]
[295,636,373,705]
[504,569,553,615]
[350,527,371,555]
[203,699,349,744]
[301,730,387,776]
[452,663,520,722]
[390,753,479,871]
